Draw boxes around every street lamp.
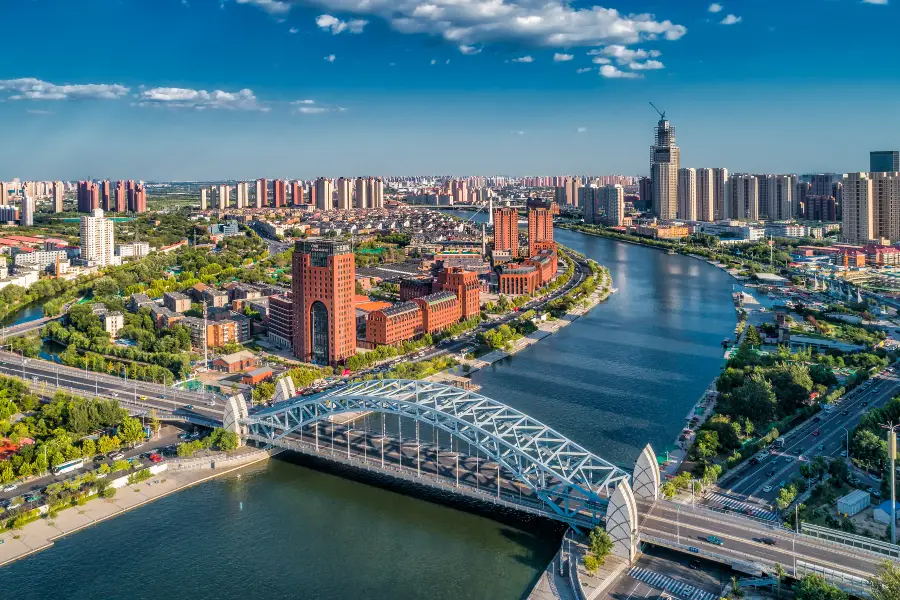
[880,422,899,545]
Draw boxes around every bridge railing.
[639,533,769,576]
[245,433,600,528]
[795,559,872,597]
[801,522,900,560]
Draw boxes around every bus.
[52,458,84,476]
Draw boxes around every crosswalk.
[628,567,718,600]
[705,492,780,522]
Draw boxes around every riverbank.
[453,266,613,375]
[0,448,271,568]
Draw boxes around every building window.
[311,301,329,363]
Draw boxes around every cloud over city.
[0,78,129,101]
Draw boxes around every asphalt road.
[603,546,732,600]
[717,368,900,506]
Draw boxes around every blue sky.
[0,0,898,180]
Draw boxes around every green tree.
[745,325,762,347]
[81,438,96,458]
[794,575,847,600]
[870,560,900,600]
[216,430,240,452]
[588,527,613,565]
[118,416,145,445]
[0,461,14,483]
[692,430,720,460]
[583,553,600,575]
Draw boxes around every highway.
[714,367,900,508]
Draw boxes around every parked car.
[149,454,163,463]
[812,429,820,436]
[2,484,18,492]
[689,560,702,570]
[109,451,125,460]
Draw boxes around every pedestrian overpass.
[226,378,662,561]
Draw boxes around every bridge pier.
[632,444,661,501]
[272,377,296,404]
[606,480,638,561]
[223,393,250,445]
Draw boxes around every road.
[603,546,732,600]
[714,367,900,508]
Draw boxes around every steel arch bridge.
[242,379,630,524]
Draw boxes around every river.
[3,224,738,599]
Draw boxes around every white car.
[2,484,18,492]
[763,485,773,493]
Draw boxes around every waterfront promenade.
[0,449,270,567]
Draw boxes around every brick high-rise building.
[273,180,287,207]
[438,267,480,320]
[493,207,519,257]
[127,182,147,213]
[527,207,553,256]
[52,181,64,213]
[291,240,356,365]
[77,181,100,213]
[115,181,126,212]
[291,181,304,206]
[100,180,111,212]
[413,292,461,335]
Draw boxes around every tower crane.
[649,102,666,120]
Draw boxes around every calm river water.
[2,224,737,599]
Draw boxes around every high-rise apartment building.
[871,151,899,173]
[291,240,356,365]
[200,188,208,211]
[236,182,249,209]
[367,178,384,208]
[291,181,304,206]
[354,177,368,209]
[710,168,728,219]
[766,175,794,221]
[52,181,64,213]
[315,178,334,211]
[842,173,875,244]
[598,184,625,226]
[216,185,229,210]
[804,195,837,222]
[77,181,100,213]
[527,207,553,256]
[336,178,352,210]
[676,168,697,221]
[255,178,267,208]
[580,186,600,225]
[100,180,111,212]
[273,180,287,208]
[728,175,760,221]
[794,181,810,219]
[695,169,714,222]
[874,172,900,242]
[0,182,10,205]
[638,176,652,212]
[651,117,680,220]
[493,207,519,257]
[80,208,116,266]
[20,196,34,226]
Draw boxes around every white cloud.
[553,53,574,62]
[290,100,345,114]
[512,55,534,63]
[708,3,723,13]
[315,14,368,34]
[720,14,742,25]
[0,78,129,101]
[591,56,611,64]
[599,64,641,79]
[136,87,267,111]
[289,27,299,34]
[430,59,437,65]
[26,109,53,115]
[324,54,336,62]
[862,0,888,4]
[576,127,587,133]
[458,44,481,54]
[235,0,290,15]
[511,130,525,135]
[628,59,664,70]
[576,67,593,73]
[240,1,687,48]
[591,45,660,64]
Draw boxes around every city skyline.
[1,0,898,179]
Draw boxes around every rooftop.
[380,302,420,317]
[418,291,457,306]
[217,350,257,364]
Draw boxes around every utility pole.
[882,422,899,545]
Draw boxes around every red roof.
[7,235,44,244]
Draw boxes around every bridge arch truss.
[243,379,629,524]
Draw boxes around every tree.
[794,574,848,600]
[118,416,145,445]
[216,430,240,452]
[588,527,613,565]
[692,430,720,461]
[583,553,600,575]
[774,562,786,599]
[870,560,900,600]
[745,325,762,347]
[81,438,96,458]
[0,461,14,483]
[149,409,161,439]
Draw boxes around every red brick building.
[437,267,480,320]
[366,302,423,346]
[273,180,287,207]
[292,240,356,365]
[527,208,553,257]
[399,278,434,302]
[291,181,304,206]
[493,207,519,258]
[413,292,461,335]
[524,247,558,287]
[498,264,540,295]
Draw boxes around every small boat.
[610,288,619,294]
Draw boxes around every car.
[149,454,163,463]
[863,401,870,406]
[139,395,147,401]
[2,484,18,492]
[840,450,848,457]
[813,429,820,436]
[109,451,125,460]
[757,538,776,546]
[93,454,106,462]
[763,485,773,493]
[24,493,41,503]
[766,470,776,477]
[133,443,144,449]
[705,536,724,546]
[871,473,882,482]
[178,433,191,440]
[184,404,194,410]
[689,560,702,570]
[748,458,759,466]
[813,417,821,423]
[841,410,850,416]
